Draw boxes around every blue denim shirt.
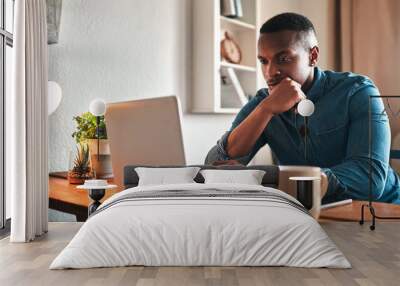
[206,67,400,204]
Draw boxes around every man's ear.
[309,46,319,66]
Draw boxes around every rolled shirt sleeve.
[205,90,269,165]
[322,85,391,203]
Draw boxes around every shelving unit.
[192,0,263,114]
[220,61,257,72]
[220,16,256,30]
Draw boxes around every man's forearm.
[226,101,274,158]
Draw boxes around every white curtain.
[340,0,400,95]
[9,0,48,242]
[340,0,400,172]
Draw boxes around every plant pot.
[67,171,92,185]
[90,154,113,179]
[87,139,110,155]
[87,139,113,179]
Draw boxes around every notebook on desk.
[321,199,353,209]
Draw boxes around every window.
[0,0,13,231]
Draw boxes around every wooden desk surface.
[49,176,400,222]
[320,200,400,221]
[49,176,123,207]
[49,176,124,221]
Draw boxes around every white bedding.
[50,183,351,269]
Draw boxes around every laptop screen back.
[105,96,186,186]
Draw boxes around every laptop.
[105,96,186,186]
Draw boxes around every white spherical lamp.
[48,81,62,115]
[89,98,106,116]
[298,99,315,117]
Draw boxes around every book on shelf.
[234,0,243,18]
[221,0,243,18]
[221,0,236,17]
[220,67,248,108]
[226,67,247,105]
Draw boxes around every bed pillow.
[135,167,201,186]
[200,169,266,185]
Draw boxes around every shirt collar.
[305,67,325,102]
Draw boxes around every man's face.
[257,30,313,91]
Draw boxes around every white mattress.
[50,183,351,269]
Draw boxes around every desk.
[49,176,123,221]
[320,200,400,221]
[49,176,400,222]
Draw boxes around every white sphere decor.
[298,99,315,117]
[48,81,62,115]
[89,98,106,116]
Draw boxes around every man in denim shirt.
[205,13,400,204]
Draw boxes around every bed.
[50,165,350,269]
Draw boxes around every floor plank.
[0,222,399,286]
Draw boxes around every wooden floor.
[0,222,399,286]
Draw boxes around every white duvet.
[50,183,351,269]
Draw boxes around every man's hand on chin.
[263,77,306,115]
[212,160,243,166]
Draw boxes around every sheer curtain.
[340,0,400,171]
[9,0,48,242]
[340,0,400,95]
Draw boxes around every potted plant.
[68,143,92,184]
[72,112,113,178]
[72,112,108,150]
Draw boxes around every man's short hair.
[260,13,318,48]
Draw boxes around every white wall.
[48,0,234,171]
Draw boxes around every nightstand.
[77,184,117,216]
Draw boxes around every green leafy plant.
[70,143,91,178]
[72,112,107,144]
